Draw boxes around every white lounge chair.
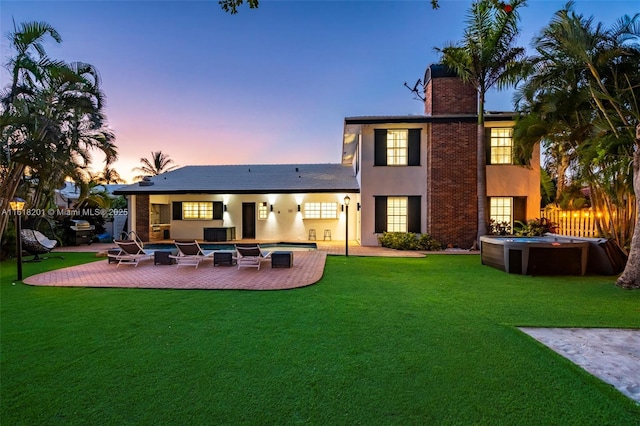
[109,239,153,267]
[234,245,272,270]
[170,240,214,268]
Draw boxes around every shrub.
[487,219,512,235]
[514,217,558,236]
[378,232,443,251]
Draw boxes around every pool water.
[144,242,317,252]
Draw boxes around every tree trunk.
[0,162,26,243]
[555,154,570,201]
[616,125,640,289]
[476,95,487,244]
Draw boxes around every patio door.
[242,203,256,239]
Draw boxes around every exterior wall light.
[270,204,274,212]
[297,204,301,212]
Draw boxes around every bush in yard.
[378,232,443,251]
[487,219,512,235]
[514,217,558,236]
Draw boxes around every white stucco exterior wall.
[357,123,429,246]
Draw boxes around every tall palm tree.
[0,21,117,242]
[513,55,593,203]
[98,165,125,184]
[435,0,527,244]
[132,151,178,181]
[1,21,62,240]
[516,3,640,287]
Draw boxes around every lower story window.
[375,196,420,233]
[258,202,268,220]
[387,197,407,232]
[183,202,213,220]
[303,202,338,219]
[489,197,512,227]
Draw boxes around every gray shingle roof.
[114,164,359,195]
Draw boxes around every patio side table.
[108,248,121,264]
[214,251,236,267]
[154,250,174,265]
[271,251,293,268]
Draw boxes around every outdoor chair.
[169,240,214,268]
[109,239,153,267]
[20,229,63,262]
[234,245,272,270]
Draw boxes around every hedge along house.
[113,164,360,243]
[342,64,540,248]
[115,64,539,247]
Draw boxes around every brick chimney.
[424,64,478,249]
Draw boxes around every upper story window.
[489,128,513,164]
[374,129,421,166]
[386,130,408,165]
[303,202,338,219]
[258,202,268,220]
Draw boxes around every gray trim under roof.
[114,163,359,195]
[344,113,515,125]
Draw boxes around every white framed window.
[303,202,338,219]
[387,197,407,232]
[183,202,213,220]
[489,197,512,226]
[258,202,268,220]
[489,128,513,164]
[387,130,408,165]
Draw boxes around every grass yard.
[1,253,639,424]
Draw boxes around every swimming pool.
[144,242,317,252]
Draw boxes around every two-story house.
[343,64,540,247]
[115,64,540,248]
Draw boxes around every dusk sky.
[1,0,637,183]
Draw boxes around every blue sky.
[1,0,637,182]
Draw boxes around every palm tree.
[516,3,640,287]
[1,21,62,240]
[513,54,592,203]
[435,0,527,245]
[132,151,178,181]
[0,21,117,242]
[97,165,125,184]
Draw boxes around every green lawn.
[1,254,639,424]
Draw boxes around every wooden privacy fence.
[540,208,602,238]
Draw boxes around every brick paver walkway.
[25,240,436,290]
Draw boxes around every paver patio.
[23,241,428,290]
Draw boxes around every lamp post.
[344,195,350,257]
[9,197,25,281]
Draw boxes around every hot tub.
[480,236,590,275]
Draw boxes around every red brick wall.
[135,194,150,242]
[423,72,480,248]
[426,122,478,249]
[424,77,477,116]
